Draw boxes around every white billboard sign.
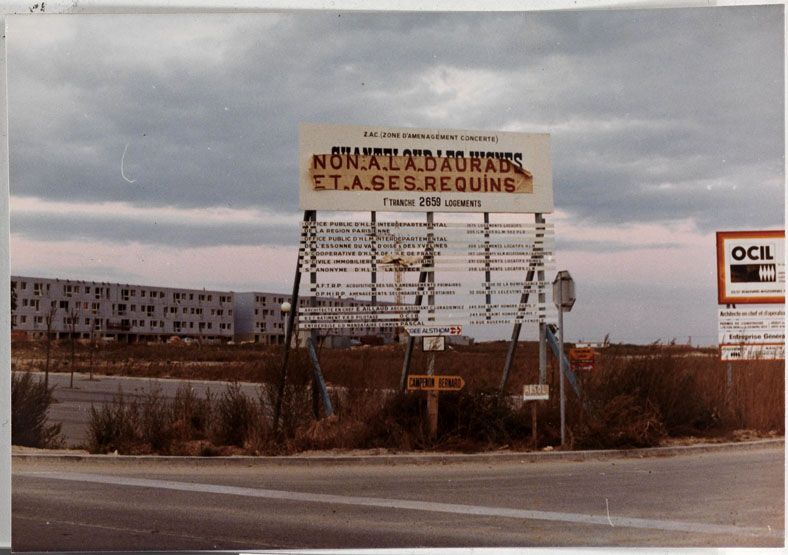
[716,230,785,304]
[299,123,553,213]
[718,306,785,361]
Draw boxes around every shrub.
[212,382,256,447]
[574,394,666,449]
[360,391,431,450]
[139,387,174,453]
[170,384,213,440]
[11,372,62,448]
[88,389,139,453]
[437,391,530,449]
[571,352,720,448]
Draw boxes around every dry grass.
[566,350,783,449]
[16,339,783,454]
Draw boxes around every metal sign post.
[425,211,439,438]
[273,210,311,434]
[557,283,566,447]
[499,213,546,400]
[553,270,575,448]
[523,383,550,449]
[274,210,334,434]
[307,212,333,418]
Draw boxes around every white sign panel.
[721,344,785,361]
[406,325,463,337]
[523,384,549,401]
[718,306,785,360]
[716,230,785,304]
[717,307,785,342]
[299,123,553,213]
[422,336,446,352]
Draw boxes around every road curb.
[12,438,783,467]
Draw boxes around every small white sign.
[406,325,463,337]
[718,306,785,348]
[422,336,446,352]
[720,344,785,361]
[523,384,549,401]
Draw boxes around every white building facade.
[11,276,234,343]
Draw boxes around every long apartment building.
[11,276,397,345]
[11,276,234,344]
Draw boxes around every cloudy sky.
[6,6,784,344]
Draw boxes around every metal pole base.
[427,391,439,439]
[306,335,334,418]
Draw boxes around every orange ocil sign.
[716,230,785,304]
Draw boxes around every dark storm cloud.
[8,6,784,248]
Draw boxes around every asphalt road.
[38,372,264,447]
[12,445,784,550]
